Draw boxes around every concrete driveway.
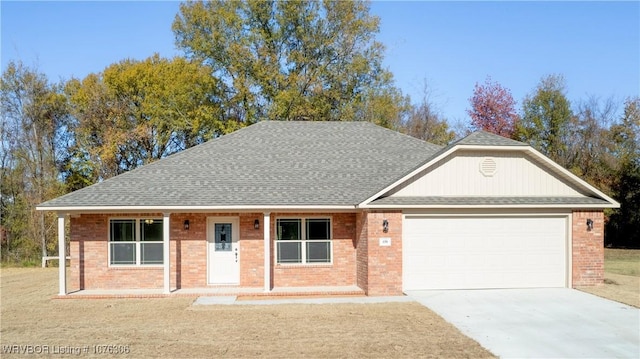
[407,288,639,358]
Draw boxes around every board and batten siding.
[389,151,585,197]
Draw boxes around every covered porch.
[55,211,276,296]
[54,210,369,296]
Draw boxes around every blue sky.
[2,1,638,125]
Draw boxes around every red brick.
[571,210,604,286]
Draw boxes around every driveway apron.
[408,288,640,358]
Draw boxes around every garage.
[403,216,568,290]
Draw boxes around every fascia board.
[36,205,358,213]
[523,147,620,208]
[362,203,620,209]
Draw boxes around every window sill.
[275,263,333,269]
[108,265,164,270]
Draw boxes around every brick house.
[37,121,618,296]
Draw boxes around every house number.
[379,237,391,246]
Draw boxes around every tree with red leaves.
[467,77,519,138]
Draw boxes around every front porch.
[60,212,363,294]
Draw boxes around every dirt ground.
[0,268,494,358]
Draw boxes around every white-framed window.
[276,218,332,264]
[109,218,163,266]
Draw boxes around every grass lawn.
[0,268,494,358]
[604,248,640,276]
[577,248,640,308]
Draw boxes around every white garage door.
[403,216,567,290]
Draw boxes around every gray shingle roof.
[369,196,612,207]
[454,131,527,146]
[38,121,442,208]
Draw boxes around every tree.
[563,96,617,191]
[516,74,573,164]
[1,61,69,262]
[172,0,404,125]
[65,55,228,180]
[401,80,455,145]
[606,97,640,248]
[467,77,519,138]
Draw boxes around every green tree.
[516,75,573,163]
[65,55,228,180]
[1,61,69,263]
[606,97,640,248]
[172,0,404,125]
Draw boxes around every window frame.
[108,218,164,267]
[275,217,333,265]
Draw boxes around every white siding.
[390,151,584,197]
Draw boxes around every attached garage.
[403,215,568,290]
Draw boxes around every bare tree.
[401,80,455,145]
[1,61,68,262]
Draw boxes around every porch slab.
[194,295,413,306]
[58,285,364,299]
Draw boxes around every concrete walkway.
[407,288,640,359]
[194,295,413,305]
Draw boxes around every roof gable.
[387,150,585,197]
[360,132,619,209]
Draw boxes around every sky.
[2,1,639,125]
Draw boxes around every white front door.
[207,217,240,284]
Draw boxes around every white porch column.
[163,212,171,294]
[57,213,66,296]
[263,212,271,292]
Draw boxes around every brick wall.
[355,211,403,296]
[70,210,602,292]
[572,210,604,286]
[239,213,264,287]
[170,213,207,288]
[355,212,368,292]
[69,212,358,290]
[271,213,357,287]
[69,213,165,290]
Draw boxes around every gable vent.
[479,157,497,177]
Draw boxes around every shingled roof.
[38,121,442,209]
[454,130,528,146]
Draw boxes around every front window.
[110,218,163,266]
[276,218,331,264]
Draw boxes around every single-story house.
[37,121,619,296]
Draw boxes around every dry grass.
[603,248,640,276]
[0,268,494,358]
[577,249,640,308]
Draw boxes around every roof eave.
[361,203,620,209]
[36,204,359,213]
